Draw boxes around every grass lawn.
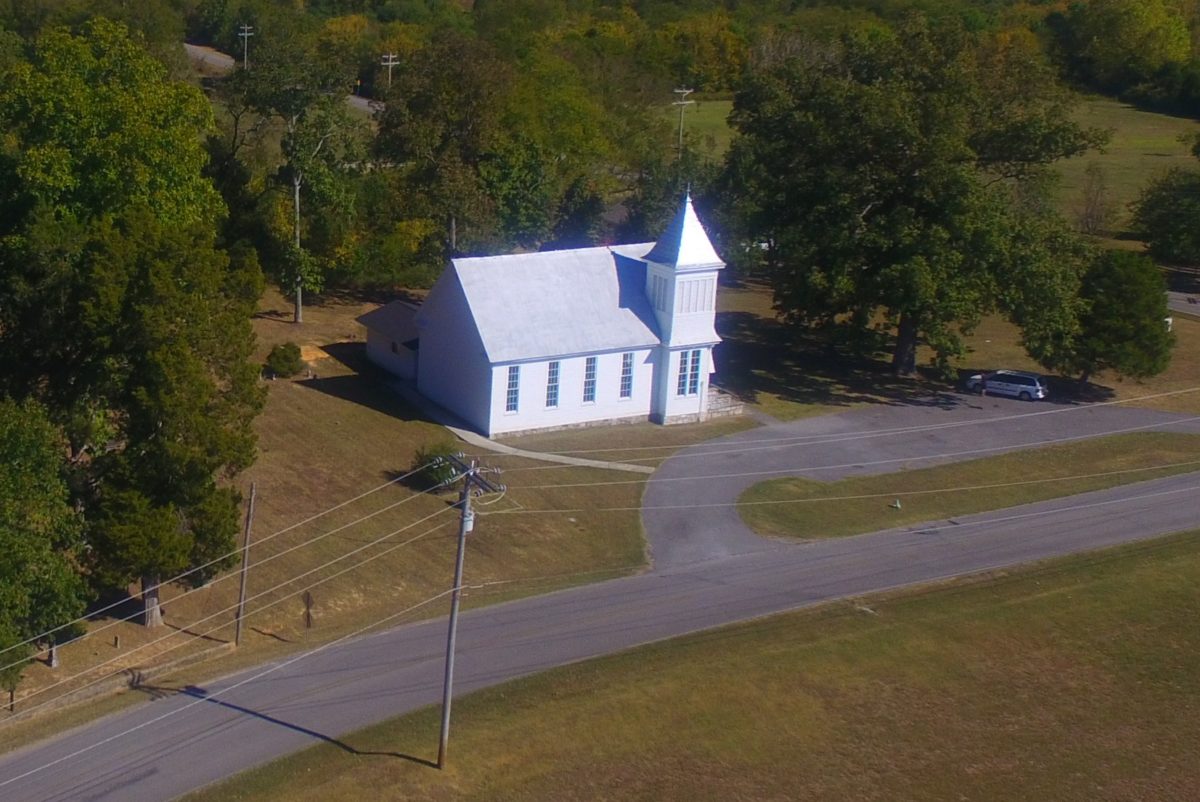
[716,263,1200,422]
[4,286,705,743]
[1055,97,1200,233]
[952,312,1200,415]
[739,432,1200,539]
[494,416,757,468]
[185,531,1200,801]
[667,97,734,157]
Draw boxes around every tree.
[0,398,88,690]
[1058,0,1190,92]
[1075,162,1117,235]
[0,18,220,228]
[1065,251,1174,384]
[82,212,263,626]
[0,19,226,455]
[0,22,264,627]
[375,29,510,254]
[722,19,1102,375]
[240,17,363,323]
[1132,167,1200,264]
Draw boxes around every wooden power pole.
[437,456,503,770]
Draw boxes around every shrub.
[265,342,304,378]
[409,441,461,491]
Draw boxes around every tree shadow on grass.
[132,683,436,767]
[714,310,962,411]
[163,623,229,645]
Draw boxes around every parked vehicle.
[965,370,1048,401]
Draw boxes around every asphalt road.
[2,395,1199,799]
[644,391,1200,566]
[1168,290,1200,318]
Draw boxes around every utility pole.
[238,24,254,70]
[234,483,256,647]
[381,52,399,88]
[673,87,695,155]
[437,455,503,770]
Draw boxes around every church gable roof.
[644,194,723,270]
[451,243,662,364]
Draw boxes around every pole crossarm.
[672,87,695,154]
[238,24,254,70]
[381,53,400,88]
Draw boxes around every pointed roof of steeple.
[644,192,723,270]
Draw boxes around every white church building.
[359,195,733,437]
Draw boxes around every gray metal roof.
[357,300,419,342]
[452,243,663,363]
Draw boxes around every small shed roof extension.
[357,300,420,343]
[450,242,662,364]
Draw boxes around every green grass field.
[673,97,734,156]
[740,432,1200,539]
[1055,97,1200,232]
[186,531,1200,801]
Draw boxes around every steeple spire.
[644,193,723,271]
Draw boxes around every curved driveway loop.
[643,393,1200,568]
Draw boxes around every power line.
[473,385,1200,463]
[506,415,1200,490]
[0,586,459,791]
[483,458,1200,515]
[0,464,436,663]
[6,475,1198,789]
[0,467,457,683]
[4,511,456,722]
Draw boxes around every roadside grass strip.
[184,531,1200,801]
[739,432,1200,539]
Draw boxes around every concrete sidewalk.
[386,380,655,474]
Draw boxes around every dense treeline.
[0,15,262,690]
[0,0,1181,695]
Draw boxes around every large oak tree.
[723,19,1103,375]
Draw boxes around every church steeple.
[644,192,723,271]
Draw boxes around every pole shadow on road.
[131,683,437,768]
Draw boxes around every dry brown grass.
[0,287,742,743]
[186,532,1200,801]
[741,432,1200,539]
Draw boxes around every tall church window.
[583,356,597,402]
[546,361,560,408]
[677,350,702,397]
[619,353,633,399]
[506,365,520,412]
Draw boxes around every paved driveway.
[643,392,1200,567]
[3,393,1199,800]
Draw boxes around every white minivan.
[967,370,1048,401]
